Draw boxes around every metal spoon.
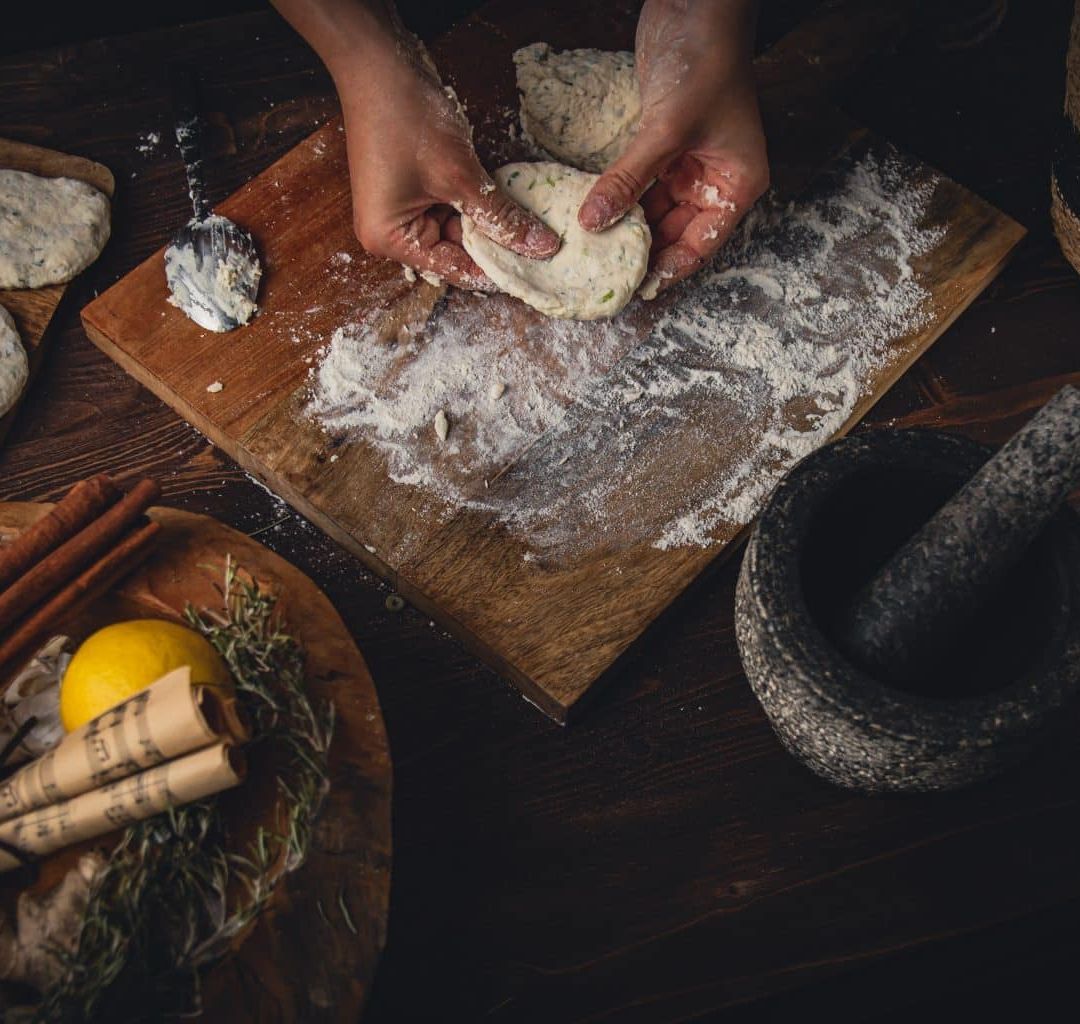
[164,65,261,332]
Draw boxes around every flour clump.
[514,43,640,173]
[0,170,110,289]
[461,162,649,320]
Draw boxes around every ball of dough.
[514,43,640,173]
[0,304,28,419]
[0,169,111,289]
[461,162,650,321]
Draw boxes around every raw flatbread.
[514,43,639,173]
[0,304,28,419]
[461,162,650,320]
[0,169,111,289]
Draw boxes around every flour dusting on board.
[306,149,944,559]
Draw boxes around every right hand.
[578,0,768,295]
[333,27,560,289]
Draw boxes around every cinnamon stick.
[0,478,160,633]
[0,475,120,592]
[0,519,161,676]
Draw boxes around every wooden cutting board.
[0,139,114,446]
[80,0,1025,722]
[0,503,391,1021]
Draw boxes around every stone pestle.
[839,385,1080,686]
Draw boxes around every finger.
[455,172,561,259]
[578,129,679,232]
[679,205,742,256]
[442,214,464,245]
[639,206,734,295]
[429,205,454,228]
[652,203,696,252]
[642,241,706,296]
[424,241,495,291]
[399,239,494,292]
[645,206,742,295]
[640,180,675,225]
[439,214,503,287]
[664,161,761,220]
[660,156,710,202]
[378,208,495,291]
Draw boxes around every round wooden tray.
[0,503,392,1021]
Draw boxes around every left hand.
[578,0,769,295]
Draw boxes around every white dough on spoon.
[0,169,110,289]
[0,304,28,419]
[461,162,650,320]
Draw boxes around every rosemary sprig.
[32,557,334,1023]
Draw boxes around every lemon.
[60,619,231,732]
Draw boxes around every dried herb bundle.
[32,559,335,1022]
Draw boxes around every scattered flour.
[306,147,944,560]
[136,130,162,156]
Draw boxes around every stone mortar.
[734,429,1080,793]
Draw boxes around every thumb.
[578,130,676,232]
[456,171,561,259]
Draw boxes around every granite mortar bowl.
[735,429,1080,793]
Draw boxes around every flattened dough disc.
[461,162,650,321]
[0,304,28,419]
[0,169,111,289]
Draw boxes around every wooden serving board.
[0,140,114,447]
[81,1,1025,722]
[0,504,392,1022]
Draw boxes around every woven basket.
[1052,0,1080,273]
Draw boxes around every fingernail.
[579,194,619,232]
[525,221,560,257]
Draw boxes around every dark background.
[1,0,844,57]
[1,1,482,56]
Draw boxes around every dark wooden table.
[2,1,1078,1020]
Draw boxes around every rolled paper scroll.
[0,741,245,873]
[0,666,248,824]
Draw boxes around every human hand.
[578,0,768,295]
[340,33,560,289]
[273,0,560,290]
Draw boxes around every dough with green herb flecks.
[0,169,110,289]
[0,304,28,419]
[461,162,649,320]
[514,43,639,173]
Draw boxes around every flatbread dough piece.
[461,162,650,320]
[514,43,640,173]
[0,169,111,289]
[0,304,28,419]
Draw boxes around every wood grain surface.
[0,139,114,447]
[0,0,1078,1021]
[0,502,392,1022]
[79,1,1024,722]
